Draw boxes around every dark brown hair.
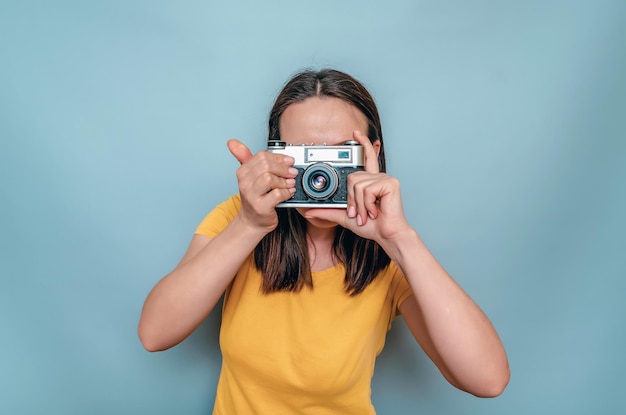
[254,69,391,295]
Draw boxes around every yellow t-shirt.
[196,195,413,414]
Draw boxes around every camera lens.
[311,174,328,190]
[302,163,339,201]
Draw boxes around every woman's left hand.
[308,133,511,398]
[304,130,412,244]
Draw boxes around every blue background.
[1,1,625,414]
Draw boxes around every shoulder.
[195,194,241,238]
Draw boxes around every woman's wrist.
[378,227,423,265]
[232,212,276,242]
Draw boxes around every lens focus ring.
[302,163,339,200]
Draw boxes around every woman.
[138,69,510,414]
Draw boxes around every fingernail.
[288,167,299,176]
[357,215,363,226]
[368,211,375,219]
[289,187,296,194]
[284,156,295,164]
[347,205,356,218]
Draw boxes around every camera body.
[267,140,365,208]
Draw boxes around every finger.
[252,171,296,195]
[352,179,371,226]
[347,173,375,225]
[362,182,380,220]
[346,173,357,218]
[236,151,297,182]
[352,130,380,174]
[346,171,370,219]
[227,139,253,165]
[261,186,297,207]
[256,153,298,178]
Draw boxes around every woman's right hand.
[227,139,297,232]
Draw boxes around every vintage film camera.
[267,140,365,208]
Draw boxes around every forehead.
[279,97,368,145]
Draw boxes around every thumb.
[227,139,253,165]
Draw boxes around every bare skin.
[138,96,510,397]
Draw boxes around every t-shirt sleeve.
[388,261,414,321]
[195,194,242,238]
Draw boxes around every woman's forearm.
[138,215,268,352]
[383,229,510,396]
